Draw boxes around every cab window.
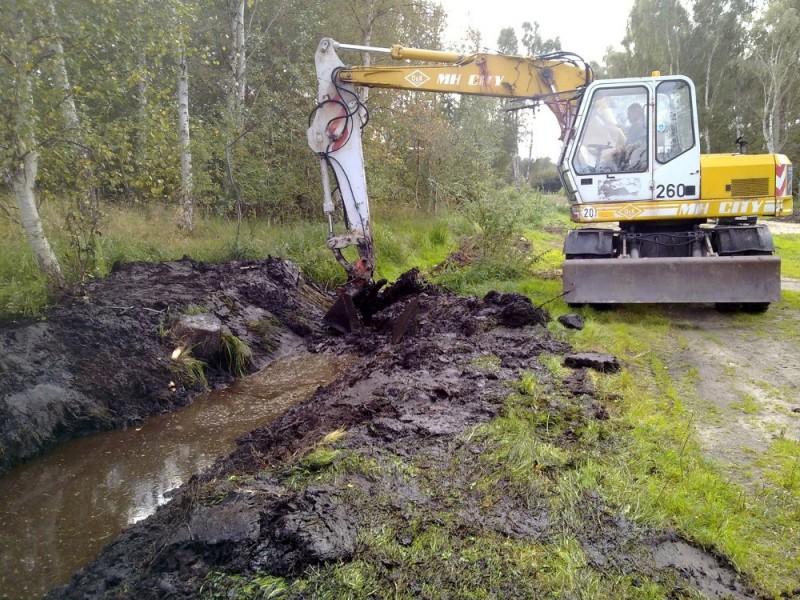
[656,80,695,163]
[573,86,648,175]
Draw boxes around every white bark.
[358,0,376,103]
[177,45,194,232]
[135,45,149,166]
[10,151,64,289]
[47,1,80,134]
[229,0,246,127]
[8,18,65,289]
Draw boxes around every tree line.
[1,0,798,290]
[606,0,800,158]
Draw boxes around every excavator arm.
[307,37,592,292]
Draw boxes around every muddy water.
[0,352,350,600]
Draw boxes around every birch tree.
[46,1,81,134]
[177,42,194,231]
[1,4,65,289]
[228,0,246,129]
[748,0,800,153]
[689,0,750,153]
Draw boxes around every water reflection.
[0,352,349,600]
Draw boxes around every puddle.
[0,351,350,599]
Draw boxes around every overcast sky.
[437,0,634,159]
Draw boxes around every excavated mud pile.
[49,273,757,600]
[0,257,330,473]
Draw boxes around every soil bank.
[0,257,331,474]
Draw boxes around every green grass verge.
[0,203,459,318]
[774,233,800,279]
[431,200,800,596]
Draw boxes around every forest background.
[2,0,799,302]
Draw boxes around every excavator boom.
[307,37,592,292]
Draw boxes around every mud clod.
[483,290,549,327]
[564,351,621,373]
[558,312,585,330]
[255,488,358,575]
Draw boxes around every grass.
[290,527,671,600]
[220,332,253,377]
[170,349,208,389]
[427,196,800,596]
[774,233,800,279]
[0,202,460,318]
[731,393,761,414]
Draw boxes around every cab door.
[568,83,653,206]
[652,77,701,206]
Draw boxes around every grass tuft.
[220,332,253,377]
[170,349,208,389]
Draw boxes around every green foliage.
[220,332,252,377]
[202,571,288,599]
[170,349,208,389]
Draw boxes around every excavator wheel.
[589,303,615,311]
[742,302,770,314]
[714,302,770,314]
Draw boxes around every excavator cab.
[561,75,701,210]
[560,74,789,308]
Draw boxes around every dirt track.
[665,304,800,485]
[44,271,758,599]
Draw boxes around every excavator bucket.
[323,293,362,334]
[563,255,781,304]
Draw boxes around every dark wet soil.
[0,257,331,474]
[44,270,760,600]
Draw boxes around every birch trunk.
[177,45,194,232]
[47,0,95,190]
[47,1,80,134]
[358,0,376,103]
[229,0,246,128]
[8,17,65,289]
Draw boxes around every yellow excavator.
[307,38,793,324]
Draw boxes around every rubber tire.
[714,303,740,313]
[589,303,615,311]
[742,302,770,314]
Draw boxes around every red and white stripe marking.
[776,163,788,196]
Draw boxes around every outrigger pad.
[563,255,781,304]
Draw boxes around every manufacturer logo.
[615,204,643,219]
[404,70,430,88]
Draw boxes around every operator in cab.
[617,102,647,171]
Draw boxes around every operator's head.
[627,103,644,125]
